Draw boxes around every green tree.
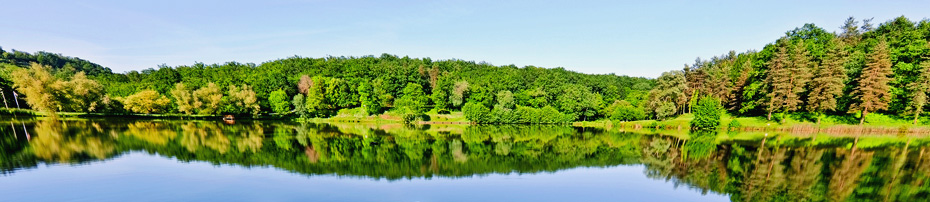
[494,90,515,110]
[292,94,309,118]
[850,39,893,125]
[605,100,646,121]
[557,84,602,121]
[462,102,490,123]
[655,101,676,120]
[691,96,723,130]
[394,83,428,113]
[648,71,687,119]
[269,89,291,114]
[357,82,381,115]
[304,76,327,117]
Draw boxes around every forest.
[1,16,929,125]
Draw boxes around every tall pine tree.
[765,39,791,120]
[850,39,893,125]
[807,39,848,124]
[765,38,812,121]
[906,60,930,124]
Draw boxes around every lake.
[1,119,928,201]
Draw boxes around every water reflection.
[1,119,929,201]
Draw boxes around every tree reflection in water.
[1,119,930,201]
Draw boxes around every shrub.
[608,100,646,121]
[463,102,491,123]
[691,96,722,130]
[402,113,419,124]
[728,119,742,131]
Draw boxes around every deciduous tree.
[122,90,171,114]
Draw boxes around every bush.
[437,108,451,114]
[607,100,646,121]
[463,102,491,123]
[690,96,722,130]
[727,119,742,131]
[464,102,570,124]
[402,113,418,123]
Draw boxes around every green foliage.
[648,71,687,116]
[605,100,646,121]
[682,130,717,160]
[7,16,930,125]
[269,89,291,114]
[556,84,603,121]
[357,82,381,115]
[655,102,677,120]
[394,83,429,113]
[494,90,515,110]
[727,119,742,131]
[462,102,491,123]
[292,94,309,118]
[464,102,570,124]
[691,96,723,130]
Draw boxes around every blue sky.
[1,0,928,77]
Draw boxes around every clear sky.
[1,0,928,77]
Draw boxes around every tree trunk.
[767,111,772,121]
[859,109,867,125]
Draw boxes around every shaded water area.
[1,118,929,201]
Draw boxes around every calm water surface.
[0,119,927,201]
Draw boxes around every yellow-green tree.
[122,90,171,114]
[10,63,62,115]
[223,84,260,116]
[61,72,105,112]
[171,83,195,114]
[193,83,223,115]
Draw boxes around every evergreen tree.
[906,61,930,124]
[787,40,813,110]
[850,39,893,125]
[765,39,792,120]
[807,40,848,124]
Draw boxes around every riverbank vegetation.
[1,16,929,128]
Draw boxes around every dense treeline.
[0,47,652,122]
[2,16,929,124]
[654,16,930,124]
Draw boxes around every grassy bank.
[575,112,930,137]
